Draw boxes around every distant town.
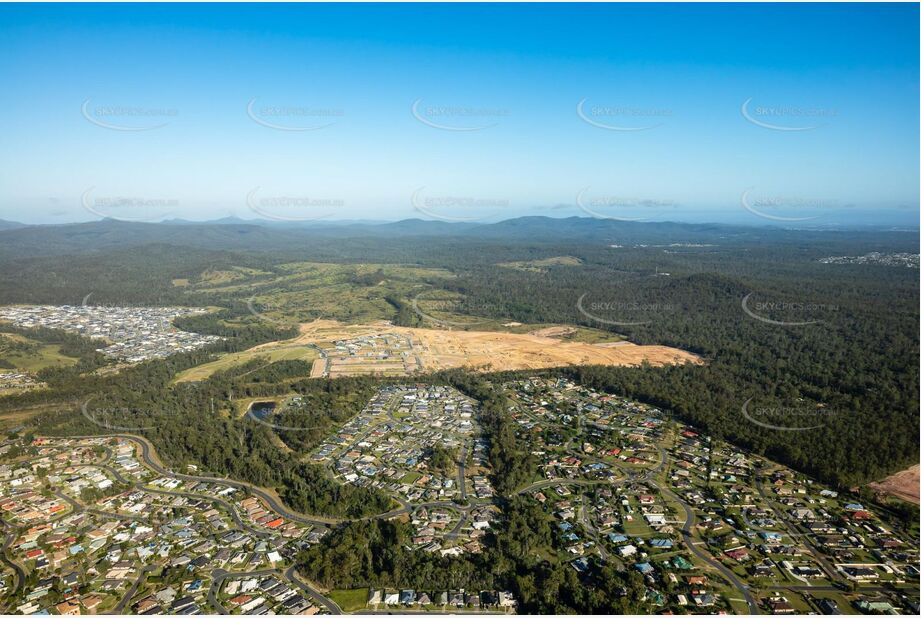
[0,305,222,363]
[818,252,920,268]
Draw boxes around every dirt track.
[527,325,578,338]
[272,319,701,374]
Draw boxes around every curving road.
[578,503,611,562]
[284,564,343,614]
[53,462,271,539]
[140,485,273,540]
[753,473,842,583]
[0,519,26,597]
[65,434,338,527]
[657,483,760,614]
[110,564,156,614]
[514,477,619,495]
[208,566,342,615]
[57,433,496,527]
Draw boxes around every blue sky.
[0,2,917,227]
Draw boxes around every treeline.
[554,358,917,488]
[4,223,918,497]
[34,400,391,519]
[298,519,492,591]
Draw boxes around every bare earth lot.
[870,464,920,504]
[251,319,701,377]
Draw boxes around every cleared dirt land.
[256,319,700,376]
[870,465,920,504]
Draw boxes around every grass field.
[401,471,422,484]
[173,345,318,383]
[173,266,274,288]
[411,292,624,342]
[0,408,41,427]
[186,261,455,325]
[329,588,368,612]
[0,332,80,372]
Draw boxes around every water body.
[248,401,276,420]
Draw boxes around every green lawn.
[0,333,79,372]
[330,588,369,612]
[401,471,422,484]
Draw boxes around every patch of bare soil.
[528,326,578,338]
[273,319,701,375]
[870,465,920,504]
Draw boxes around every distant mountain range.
[0,216,917,260]
[0,219,27,231]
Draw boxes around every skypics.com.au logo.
[246,187,345,222]
[80,188,178,223]
[741,399,836,432]
[576,98,672,132]
[81,99,178,132]
[411,290,497,328]
[576,293,675,327]
[411,99,508,132]
[741,293,838,327]
[246,98,343,132]
[410,187,508,222]
[740,97,837,132]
